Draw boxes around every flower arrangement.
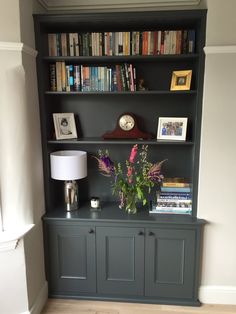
[94,144,166,214]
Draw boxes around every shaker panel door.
[145,228,196,299]
[47,224,96,295]
[96,226,144,296]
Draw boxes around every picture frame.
[53,113,77,140]
[170,70,192,91]
[157,117,188,141]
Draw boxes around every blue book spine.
[188,29,195,53]
[160,187,192,193]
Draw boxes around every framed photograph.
[170,70,192,91]
[53,113,77,140]
[157,117,188,141]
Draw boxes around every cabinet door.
[96,226,144,296]
[46,224,96,295]
[145,228,196,299]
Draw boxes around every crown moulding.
[37,0,201,11]
[0,42,38,57]
[204,46,236,54]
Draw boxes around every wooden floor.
[42,299,236,314]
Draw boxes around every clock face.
[119,114,135,131]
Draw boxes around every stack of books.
[150,178,192,215]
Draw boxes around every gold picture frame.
[170,70,192,91]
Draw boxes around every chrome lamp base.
[64,180,78,211]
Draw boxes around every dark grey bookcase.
[34,10,207,305]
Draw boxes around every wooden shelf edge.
[47,138,194,145]
[45,90,197,95]
[43,53,199,62]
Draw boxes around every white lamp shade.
[50,150,87,180]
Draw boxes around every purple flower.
[93,155,114,177]
[101,155,114,170]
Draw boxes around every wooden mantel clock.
[103,113,152,139]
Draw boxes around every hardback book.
[158,191,192,200]
[161,186,192,193]
[48,33,57,56]
[49,64,56,91]
[149,208,192,215]
[55,61,62,92]
[162,177,191,188]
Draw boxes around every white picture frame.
[157,117,188,141]
[53,113,77,140]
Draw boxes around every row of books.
[48,30,195,57]
[150,178,192,215]
[50,62,137,92]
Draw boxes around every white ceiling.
[37,0,201,11]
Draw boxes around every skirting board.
[199,285,236,305]
[21,281,48,314]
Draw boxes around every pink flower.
[129,144,138,163]
[127,166,133,183]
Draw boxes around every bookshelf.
[34,10,207,305]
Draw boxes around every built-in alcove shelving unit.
[34,10,207,305]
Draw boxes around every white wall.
[0,0,20,42]
[198,0,236,304]
[0,241,28,314]
[0,1,47,313]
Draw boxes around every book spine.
[61,61,66,92]
[150,209,191,215]
[60,33,68,56]
[69,65,75,91]
[56,33,61,56]
[55,61,62,91]
[160,187,192,193]
[188,29,196,53]
[48,33,57,56]
[49,64,56,91]
[69,33,74,56]
[157,199,192,204]
[65,65,70,92]
[162,182,191,188]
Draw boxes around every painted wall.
[0,0,47,313]
[0,241,28,314]
[206,0,236,46]
[0,0,20,42]
[198,0,236,304]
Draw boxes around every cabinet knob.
[138,231,144,236]
[149,231,155,236]
[88,229,95,234]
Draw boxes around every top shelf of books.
[47,29,196,58]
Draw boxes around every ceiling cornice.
[37,0,201,11]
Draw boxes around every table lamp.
[50,150,87,211]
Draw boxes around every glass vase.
[119,191,138,214]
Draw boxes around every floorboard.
[42,299,236,314]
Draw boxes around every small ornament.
[138,78,148,91]
[90,197,101,210]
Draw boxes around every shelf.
[43,54,199,63]
[47,138,194,145]
[45,90,197,95]
[43,202,206,225]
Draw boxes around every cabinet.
[34,10,207,306]
[43,206,205,305]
